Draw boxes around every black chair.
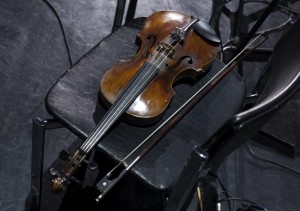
[210,0,298,157]
[30,16,246,211]
[28,0,300,207]
[164,18,300,211]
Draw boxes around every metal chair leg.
[164,147,208,211]
[30,117,63,211]
[112,0,126,32]
[252,129,296,158]
[112,0,138,32]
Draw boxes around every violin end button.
[51,177,66,193]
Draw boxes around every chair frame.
[29,0,298,210]
[164,17,300,209]
[29,1,138,210]
[30,118,63,211]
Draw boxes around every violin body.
[100,11,220,125]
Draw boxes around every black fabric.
[46,18,245,191]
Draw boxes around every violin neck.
[80,61,160,153]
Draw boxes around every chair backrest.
[203,18,300,167]
[256,19,300,104]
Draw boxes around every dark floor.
[0,0,299,210]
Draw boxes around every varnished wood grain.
[100,11,220,125]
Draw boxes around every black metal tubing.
[112,0,138,32]
[30,117,63,211]
[229,0,280,60]
[222,46,273,62]
[252,129,296,158]
[112,0,127,32]
[125,0,138,23]
[163,147,208,211]
[208,0,225,37]
[233,0,246,41]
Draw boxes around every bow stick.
[95,32,268,202]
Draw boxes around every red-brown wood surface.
[100,11,220,125]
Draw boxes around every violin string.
[80,36,175,151]
[81,36,184,152]
[81,36,183,151]
[79,38,174,151]
[80,32,184,153]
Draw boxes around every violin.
[51,11,220,193]
[100,11,220,125]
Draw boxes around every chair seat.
[46,17,245,191]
